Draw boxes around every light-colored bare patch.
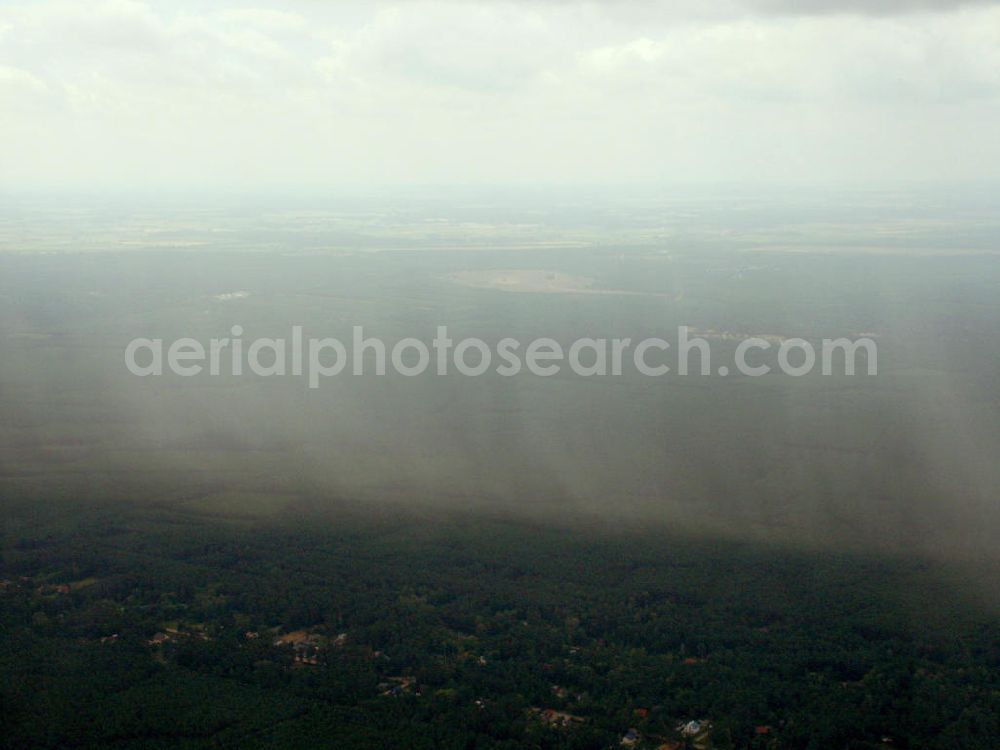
[447,269,661,297]
[449,269,594,294]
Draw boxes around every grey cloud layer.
[1,0,999,188]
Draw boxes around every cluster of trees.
[2,499,999,748]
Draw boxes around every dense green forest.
[2,496,999,749]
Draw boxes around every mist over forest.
[2,187,997,561]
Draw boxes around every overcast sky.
[1,0,999,190]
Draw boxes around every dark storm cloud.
[746,0,998,16]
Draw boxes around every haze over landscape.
[2,187,999,562]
